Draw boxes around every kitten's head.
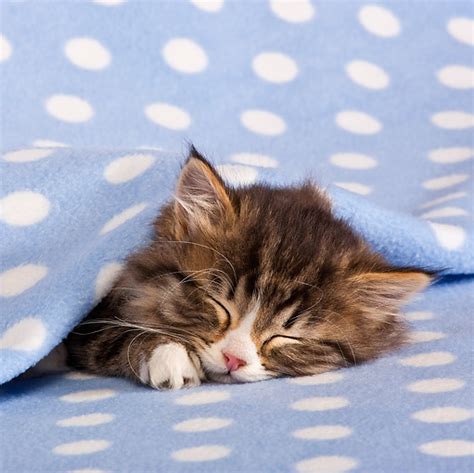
[129,148,432,383]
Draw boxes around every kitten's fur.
[66,148,431,389]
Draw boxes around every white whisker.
[154,239,237,283]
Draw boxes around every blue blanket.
[1,146,473,383]
[1,0,473,471]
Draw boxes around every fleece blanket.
[1,146,473,383]
[1,0,473,472]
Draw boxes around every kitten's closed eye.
[66,146,432,389]
[262,335,302,351]
[207,296,232,331]
[283,312,302,329]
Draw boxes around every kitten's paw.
[143,343,204,390]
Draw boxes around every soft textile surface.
[1,278,473,472]
[1,147,473,384]
[1,0,473,472]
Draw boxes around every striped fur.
[66,148,431,389]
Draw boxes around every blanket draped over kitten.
[66,148,432,389]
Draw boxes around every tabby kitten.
[66,147,432,389]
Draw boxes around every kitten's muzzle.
[222,351,247,372]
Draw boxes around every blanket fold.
[1,147,472,384]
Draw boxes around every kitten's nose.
[222,351,246,372]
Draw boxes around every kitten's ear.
[174,147,235,235]
[351,270,432,308]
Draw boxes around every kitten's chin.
[203,366,244,384]
[207,372,238,384]
[206,369,275,384]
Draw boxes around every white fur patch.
[223,303,260,362]
[199,302,272,383]
[146,343,203,389]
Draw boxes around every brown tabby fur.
[66,147,432,386]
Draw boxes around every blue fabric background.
[1,0,473,471]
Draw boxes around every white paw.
[142,343,204,390]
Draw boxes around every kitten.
[65,147,432,389]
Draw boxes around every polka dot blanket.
[1,1,473,472]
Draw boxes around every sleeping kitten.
[65,147,432,389]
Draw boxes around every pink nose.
[222,352,246,372]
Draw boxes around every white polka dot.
[296,455,358,473]
[162,38,208,74]
[32,140,68,148]
[0,34,12,62]
[334,182,372,196]
[419,440,474,457]
[64,37,111,70]
[0,317,47,351]
[172,445,231,462]
[419,192,467,209]
[423,173,469,190]
[447,17,474,46]
[399,351,456,367]
[0,264,48,297]
[60,389,116,403]
[409,331,446,343]
[412,407,473,424]
[429,222,466,250]
[335,110,382,135]
[291,396,349,411]
[145,102,191,130]
[293,425,352,440]
[404,311,434,321]
[216,164,258,186]
[95,262,124,301]
[2,148,55,162]
[174,417,233,432]
[428,147,474,164]
[45,95,94,123]
[53,440,111,456]
[57,413,115,427]
[0,191,50,226]
[358,5,400,38]
[65,371,99,381]
[269,0,315,23]
[190,0,224,12]
[240,109,286,136]
[407,378,465,394]
[230,153,278,168]
[290,372,344,385]
[99,202,148,235]
[345,60,389,89]
[433,219,466,246]
[431,111,474,129]
[104,154,156,184]
[93,0,126,5]
[252,52,298,83]
[330,152,377,169]
[421,206,468,220]
[437,65,474,89]
[175,390,230,405]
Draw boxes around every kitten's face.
[127,150,430,383]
